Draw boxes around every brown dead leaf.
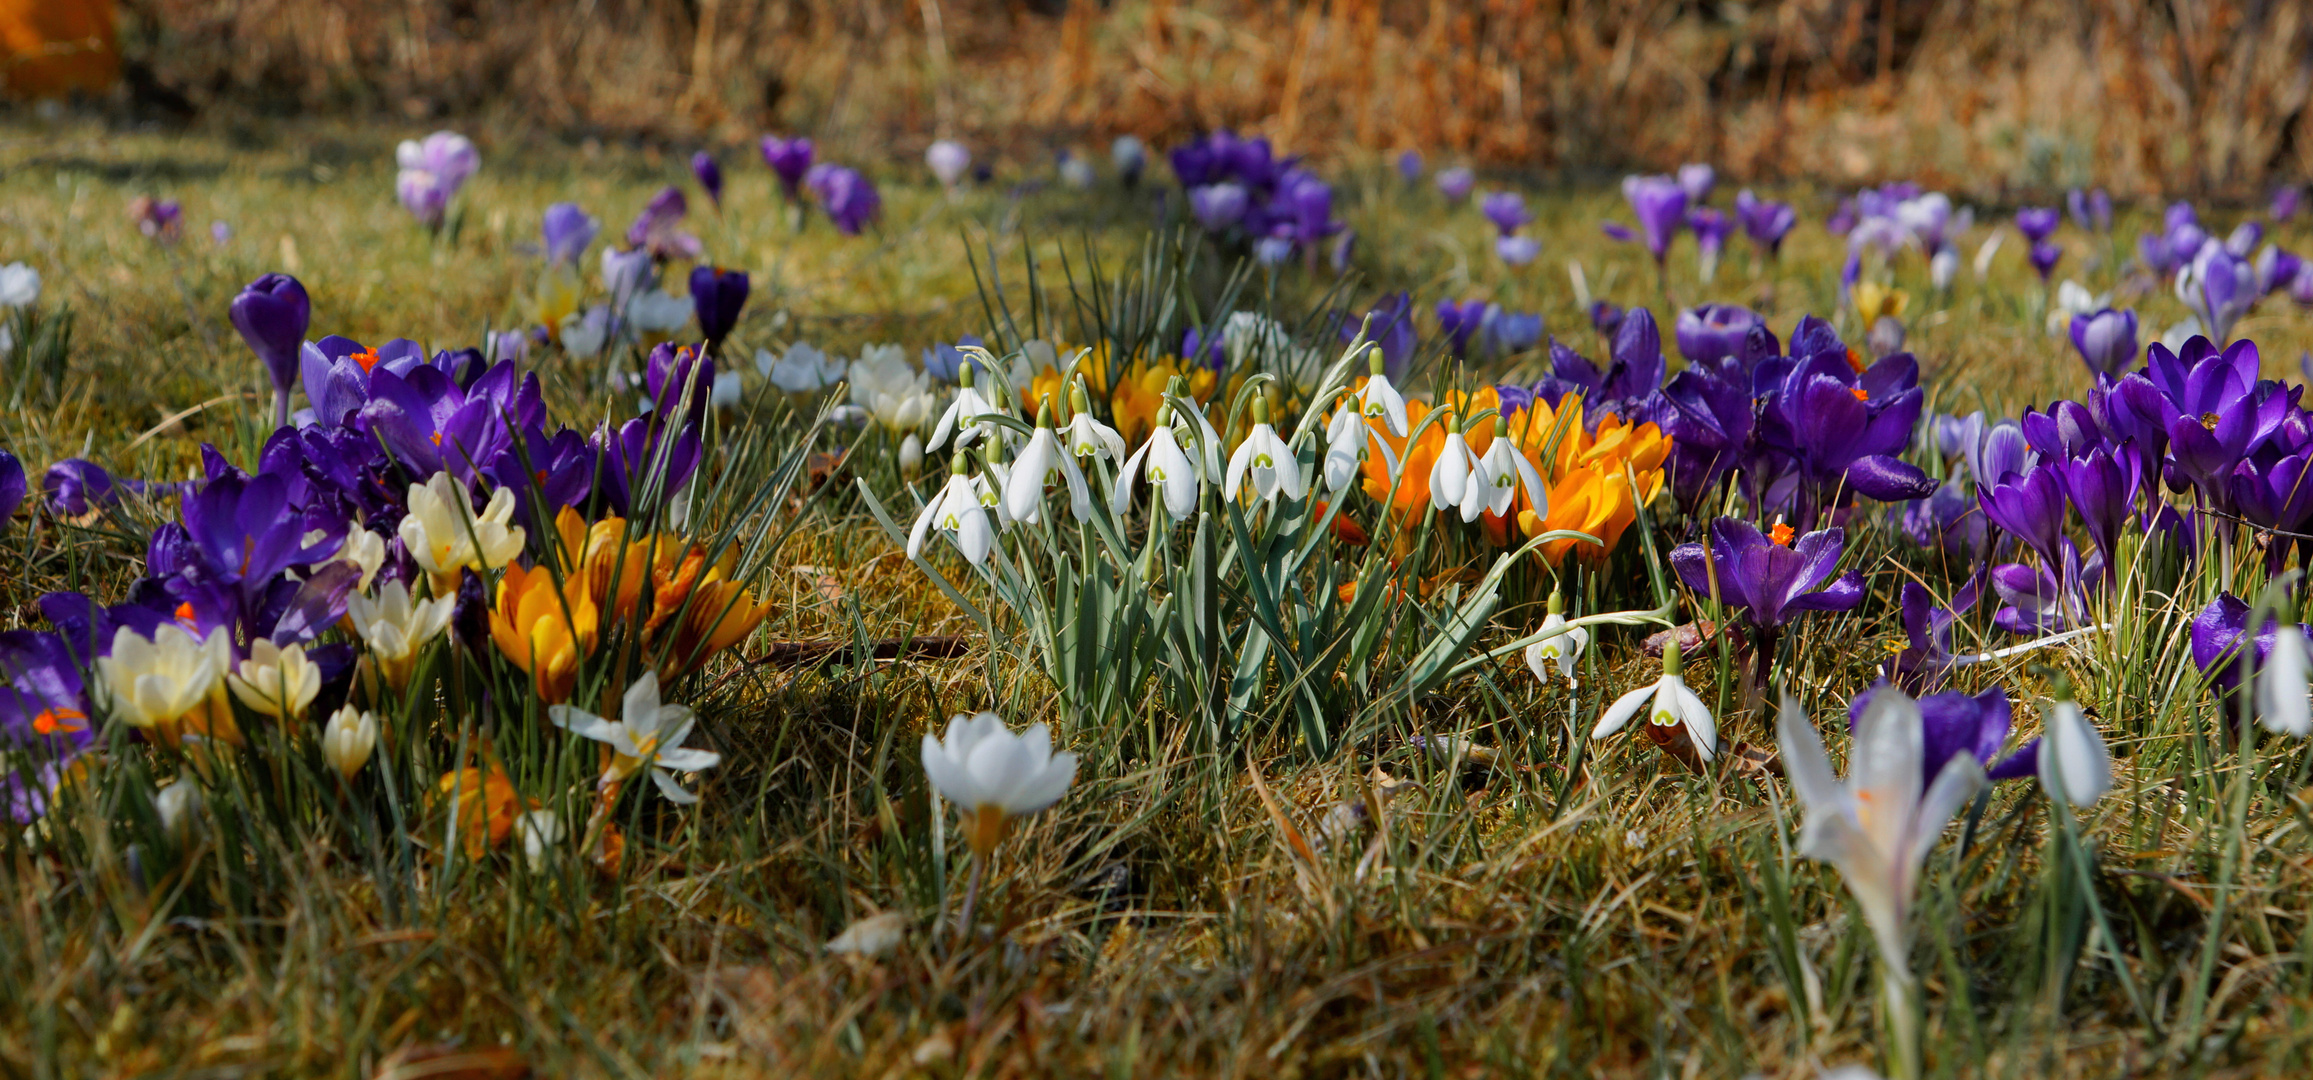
[374,1044,531,1080]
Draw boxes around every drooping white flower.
[1777,688,1984,980]
[226,639,321,721]
[1003,413,1092,525]
[909,457,1001,564]
[1322,404,1369,492]
[1592,640,1717,761]
[2258,625,2313,737]
[399,472,525,582]
[1355,347,1409,437]
[1223,400,1305,504]
[2038,697,2113,806]
[320,704,379,780]
[1428,422,1481,518]
[1111,418,1201,519]
[926,357,1010,451]
[1523,592,1588,689]
[1469,419,1548,522]
[1061,379,1126,464]
[919,711,1078,858]
[548,672,722,804]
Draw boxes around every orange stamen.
[350,347,381,373]
[32,708,87,736]
[1770,523,1795,546]
[1849,387,1869,402]
[173,601,197,624]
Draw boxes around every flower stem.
[954,855,986,944]
[1884,967,1921,1080]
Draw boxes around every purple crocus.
[1396,150,1423,182]
[1673,304,1762,366]
[1481,191,1532,236]
[2067,188,2112,233]
[2275,185,2303,222]
[358,359,542,481]
[1757,347,1937,524]
[1670,518,1865,686]
[1496,236,1540,266]
[229,273,312,428]
[2028,240,2062,281]
[2057,446,2138,567]
[42,460,116,518]
[395,171,449,228]
[1658,362,1755,513]
[1676,163,1715,203]
[760,136,815,201]
[692,151,724,208]
[1339,293,1417,381]
[0,451,24,525]
[1734,189,1797,256]
[1437,299,1488,356]
[541,203,600,268]
[1976,462,2068,567]
[2193,593,2313,713]
[1480,308,1544,357]
[689,266,750,350]
[1190,184,1249,232]
[809,166,882,235]
[628,186,703,260]
[2015,207,2060,244]
[1901,480,1988,566]
[2255,244,2303,296]
[2179,241,2254,343]
[1850,681,2039,784]
[2068,308,2138,378]
[1687,208,1735,280]
[1616,175,1688,267]
[1435,167,1475,204]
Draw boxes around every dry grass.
[7,115,2313,1078]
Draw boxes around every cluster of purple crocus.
[758,135,881,234]
[2138,202,2309,342]
[1603,166,1781,285]
[1481,191,1539,267]
[1171,130,1344,268]
[1830,182,1970,292]
[1434,298,1544,361]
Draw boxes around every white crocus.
[2038,697,2113,805]
[346,578,456,682]
[1778,688,1983,980]
[226,639,321,721]
[763,340,849,394]
[320,704,379,780]
[1428,419,1480,517]
[399,472,525,583]
[627,288,695,335]
[1111,416,1201,519]
[548,672,722,804]
[1929,246,1959,291]
[1354,347,1409,437]
[710,370,742,409]
[1224,400,1305,504]
[1523,592,1588,689]
[2260,625,2313,737]
[1591,640,1717,761]
[926,355,1010,451]
[920,711,1078,859]
[908,457,1001,564]
[846,343,932,433]
[335,524,386,591]
[1470,418,1548,521]
[558,306,611,360]
[0,262,40,307]
[97,623,232,733]
[1003,408,1092,525]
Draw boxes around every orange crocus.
[488,560,600,704]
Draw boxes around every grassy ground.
[8,114,2313,1078]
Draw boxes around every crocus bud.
[926,140,971,189]
[899,433,925,479]
[321,704,379,781]
[229,273,312,427]
[691,151,724,207]
[689,265,750,350]
[0,450,23,525]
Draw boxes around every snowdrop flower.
[762,341,848,394]
[226,639,321,721]
[1321,400,1384,492]
[516,810,563,870]
[1428,415,1482,519]
[1524,591,1588,689]
[346,579,457,690]
[2038,696,2112,805]
[1354,347,1408,436]
[0,262,39,307]
[926,356,1010,451]
[400,473,526,584]
[548,672,722,804]
[1003,399,1092,524]
[1111,407,1201,519]
[98,623,234,738]
[1471,415,1547,521]
[909,454,1003,564]
[1777,688,1983,982]
[1592,640,1717,761]
[898,432,925,480]
[155,778,202,841]
[920,711,1078,858]
[320,704,379,780]
[2257,624,2312,737]
[1061,379,1126,465]
[1224,398,1305,504]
